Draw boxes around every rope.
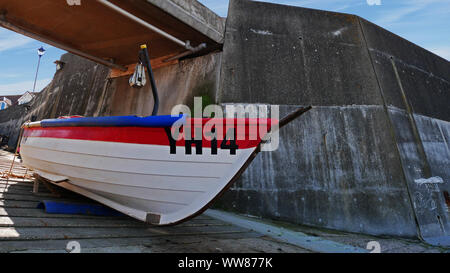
[5,127,27,186]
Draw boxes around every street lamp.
[33,46,46,92]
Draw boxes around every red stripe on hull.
[22,118,276,149]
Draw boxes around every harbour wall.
[0,51,222,150]
[214,0,450,242]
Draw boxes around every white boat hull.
[21,137,257,225]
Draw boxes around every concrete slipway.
[0,151,447,253]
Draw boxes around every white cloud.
[376,5,424,25]
[374,0,450,25]
[198,0,363,16]
[0,30,33,52]
[367,0,381,6]
[0,78,52,96]
[430,46,450,61]
[0,73,21,79]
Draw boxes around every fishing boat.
[20,110,310,225]
[17,40,311,225]
[19,116,247,224]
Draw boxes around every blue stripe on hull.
[41,115,186,128]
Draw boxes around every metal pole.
[96,0,207,56]
[33,55,42,92]
[97,0,187,48]
[6,127,24,186]
[163,43,207,63]
[140,45,159,116]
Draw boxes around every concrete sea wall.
[0,51,222,149]
[214,0,449,243]
[0,53,110,150]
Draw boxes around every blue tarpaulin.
[37,200,124,217]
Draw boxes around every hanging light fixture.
[37,46,46,57]
[33,46,46,92]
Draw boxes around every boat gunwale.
[22,116,278,129]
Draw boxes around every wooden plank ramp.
[0,150,309,253]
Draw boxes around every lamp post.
[33,46,46,92]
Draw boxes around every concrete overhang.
[0,0,224,71]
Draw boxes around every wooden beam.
[109,54,179,78]
[0,15,127,71]
[80,35,154,51]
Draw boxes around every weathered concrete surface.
[218,1,382,106]
[206,210,450,253]
[0,53,110,150]
[105,52,222,116]
[414,115,450,187]
[206,210,367,253]
[360,18,450,244]
[215,0,450,244]
[215,105,418,237]
[385,108,450,244]
[360,18,450,121]
[147,0,226,43]
[0,104,27,151]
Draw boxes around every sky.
[0,0,449,96]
